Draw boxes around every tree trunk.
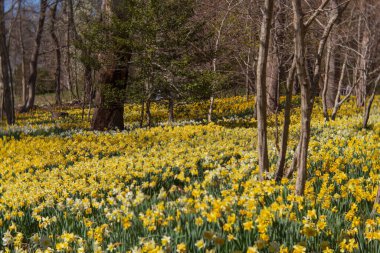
[355,2,370,107]
[21,0,48,112]
[91,53,130,130]
[84,64,92,103]
[256,0,274,180]
[326,40,337,108]
[322,46,331,121]
[266,1,284,113]
[266,43,279,113]
[356,27,369,107]
[363,74,379,129]
[168,97,174,123]
[207,96,214,123]
[146,99,152,127]
[292,0,311,196]
[50,1,62,106]
[325,0,339,108]
[275,58,296,182]
[92,0,131,131]
[331,56,347,120]
[140,99,144,128]
[0,0,15,124]
[18,1,27,106]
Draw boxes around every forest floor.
[0,96,379,252]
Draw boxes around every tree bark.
[91,0,131,131]
[146,99,152,127]
[207,96,214,123]
[275,58,296,182]
[168,97,174,123]
[140,99,144,128]
[18,0,27,105]
[84,64,92,103]
[256,0,274,180]
[355,2,370,107]
[21,0,48,112]
[331,56,347,120]
[50,0,62,106]
[325,0,339,108]
[322,46,332,121]
[292,0,311,196]
[266,1,284,113]
[363,74,379,129]
[0,0,15,124]
[266,41,279,113]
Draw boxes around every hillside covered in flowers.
[0,96,379,253]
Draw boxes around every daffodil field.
[0,96,379,253]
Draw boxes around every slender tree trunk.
[325,0,339,108]
[275,58,296,182]
[140,99,144,127]
[21,0,48,112]
[146,99,152,127]
[356,28,369,107]
[168,97,174,123]
[66,0,75,99]
[207,96,214,123]
[256,0,274,180]
[287,0,344,183]
[363,74,379,129]
[50,1,62,106]
[355,2,369,107]
[0,0,15,124]
[322,46,331,121]
[266,1,284,113]
[331,56,347,120]
[18,1,27,105]
[245,48,251,101]
[326,41,337,108]
[292,0,311,196]
[84,64,92,103]
[266,42,279,113]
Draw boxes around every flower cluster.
[0,96,379,252]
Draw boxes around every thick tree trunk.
[20,0,48,112]
[91,55,130,130]
[50,1,62,106]
[92,0,132,130]
[0,0,15,124]
[256,0,274,180]
[275,58,296,182]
